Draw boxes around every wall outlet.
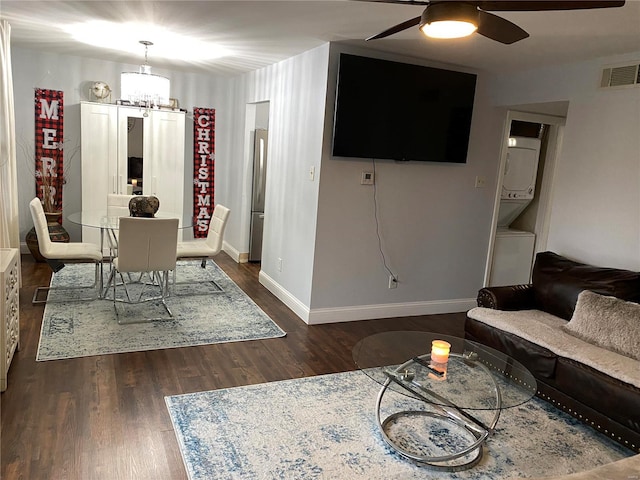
[277,258,283,272]
[475,175,486,188]
[388,275,398,289]
[361,171,374,185]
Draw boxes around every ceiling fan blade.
[476,10,529,44]
[366,15,422,40]
[475,1,624,11]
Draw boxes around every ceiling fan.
[363,0,626,44]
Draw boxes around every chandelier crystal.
[120,41,170,107]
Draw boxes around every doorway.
[484,109,566,287]
[246,101,270,263]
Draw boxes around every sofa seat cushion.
[467,307,640,389]
[466,317,558,380]
[562,290,640,361]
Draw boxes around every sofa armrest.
[477,284,535,310]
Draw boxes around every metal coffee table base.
[375,353,502,471]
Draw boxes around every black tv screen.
[332,54,477,163]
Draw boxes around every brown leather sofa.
[465,251,640,453]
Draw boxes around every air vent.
[600,63,640,88]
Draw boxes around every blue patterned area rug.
[166,370,632,480]
[36,260,286,361]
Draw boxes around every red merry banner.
[34,89,64,213]
[192,108,216,238]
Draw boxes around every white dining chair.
[106,194,135,218]
[105,194,135,256]
[106,217,178,323]
[29,197,103,304]
[175,204,230,292]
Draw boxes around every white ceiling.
[2,0,640,76]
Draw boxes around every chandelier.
[120,40,170,107]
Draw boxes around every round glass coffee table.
[353,331,537,471]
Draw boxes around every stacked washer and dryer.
[489,136,541,287]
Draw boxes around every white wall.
[487,52,640,271]
[11,47,229,243]
[220,42,504,324]
[15,43,638,325]
[223,44,330,314]
[307,44,504,323]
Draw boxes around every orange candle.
[431,340,451,364]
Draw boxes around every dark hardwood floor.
[1,253,466,480]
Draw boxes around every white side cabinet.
[80,102,186,247]
[0,248,19,392]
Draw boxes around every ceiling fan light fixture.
[420,3,479,39]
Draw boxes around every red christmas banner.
[34,89,64,213]
[192,108,216,238]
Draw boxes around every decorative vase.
[25,211,70,263]
[128,195,160,217]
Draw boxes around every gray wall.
[487,52,640,271]
[223,44,330,313]
[12,46,229,243]
[308,43,502,323]
[12,44,640,324]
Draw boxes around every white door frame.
[482,110,566,287]
[237,103,258,263]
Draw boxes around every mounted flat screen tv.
[332,54,477,163]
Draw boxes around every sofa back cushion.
[532,252,640,320]
[562,290,640,361]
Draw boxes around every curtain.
[0,20,19,250]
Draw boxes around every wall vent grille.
[600,63,640,88]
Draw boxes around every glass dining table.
[67,210,193,298]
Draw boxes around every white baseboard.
[222,242,248,264]
[306,298,476,325]
[258,270,474,325]
[258,270,310,322]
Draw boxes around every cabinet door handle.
[112,175,116,193]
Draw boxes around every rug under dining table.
[36,260,286,361]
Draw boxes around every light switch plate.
[361,171,374,185]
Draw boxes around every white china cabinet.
[80,102,186,247]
